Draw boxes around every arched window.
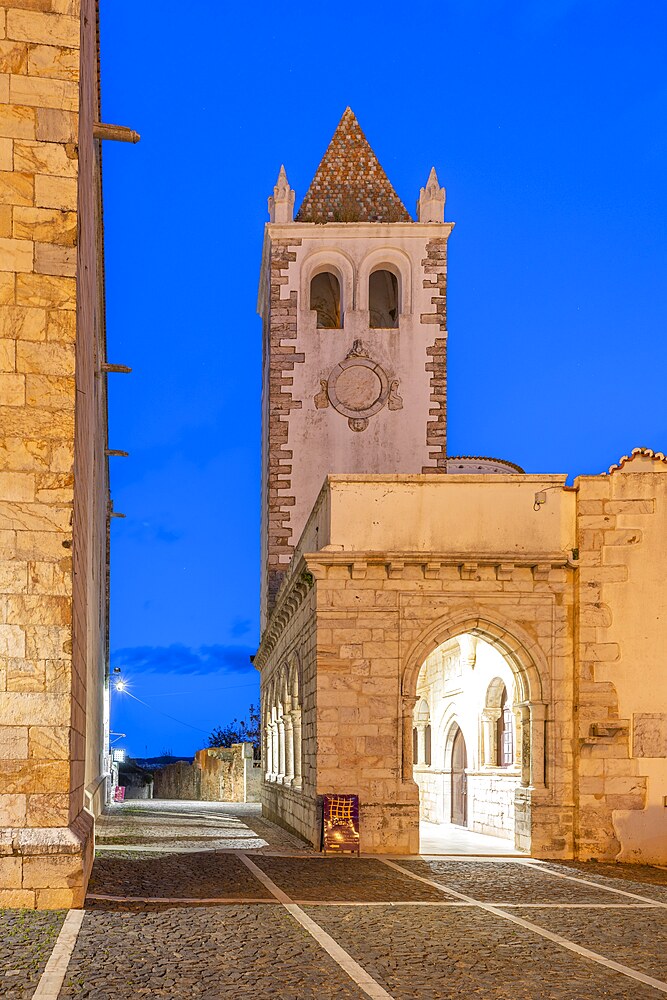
[496,688,514,767]
[310,272,341,328]
[369,270,399,328]
[424,724,432,767]
[412,727,419,765]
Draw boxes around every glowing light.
[115,680,126,692]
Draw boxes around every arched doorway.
[410,629,533,853]
[450,725,467,826]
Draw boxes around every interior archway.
[412,632,527,852]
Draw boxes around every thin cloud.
[111,643,255,675]
[230,617,253,638]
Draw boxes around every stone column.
[264,723,272,778]
[284,713,294,783]
[529,702,547,789]
[513,707,523,769]
[277,718,286,779]
[270,722,279,778]
[291,708,302,786]
[401,696,418,780]
[520,704,531,787]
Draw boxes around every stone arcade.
[255,109,667,862]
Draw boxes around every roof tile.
[295,108,411,224]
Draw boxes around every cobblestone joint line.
[381,859,667,995]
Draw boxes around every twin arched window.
[309,268,400,329]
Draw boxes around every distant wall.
[118,767,153,800]
[153,744,260,803]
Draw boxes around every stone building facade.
[0,0,117,907]
[256,110,667,863]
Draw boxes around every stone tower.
[258,109,453,625]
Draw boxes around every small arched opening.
[369,269,399,328]
[310,271,341,328]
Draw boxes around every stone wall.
[467,773,516,839]
[152,744,260,803]
[0,0,108,908]
[573,450,667,862]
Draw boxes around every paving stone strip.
[32,910,84,1000]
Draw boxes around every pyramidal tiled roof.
[295,108,412,224]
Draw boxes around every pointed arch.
[401,607,547,706]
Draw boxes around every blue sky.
[101,0,667,757]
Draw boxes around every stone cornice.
[255,549,572,671]
[255,556,314,672]
[304,550,571,578]
[265,222,455,241]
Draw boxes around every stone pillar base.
[0,810,95,910]
[517,787,574,858]
[359,801,420,854]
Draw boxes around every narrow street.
[4,801,667,999]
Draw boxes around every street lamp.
[109,667,127,802]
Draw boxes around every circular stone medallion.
[327,357,390,421]
[334,365,382,412]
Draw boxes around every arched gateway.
[401,613,550,854]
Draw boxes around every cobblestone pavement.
[252,856,446,902]
[88,851,274,901]
[0,909,64,998]
[7,804,667,999]
[59,906,365,1000]
[508,908,667,983]
[96,800,313,854]
[540,860,667,902]
[397,858,650,904]
[306,904,665,1000]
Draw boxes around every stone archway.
[401,610,551,854]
